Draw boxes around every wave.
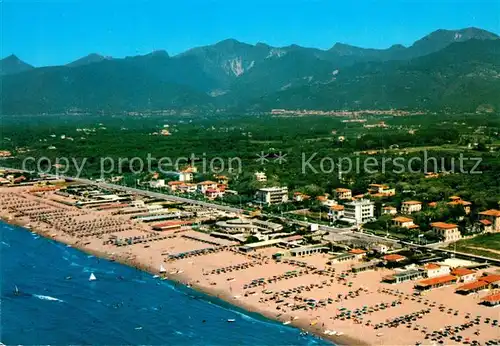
[33,294,64,303]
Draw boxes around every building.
[383,269,424,284]
[349,248,367,260]
[152,220,192,231]
[352,260,382,273]
[451,267,477,283]
[368,184,396,197]
[178,166,196,182]
[382,206,397,215]
[415,275,457,290]
[373,243,390,254]
[392,216,418,229]
[431,222,461,242]
[447,197,472,215]
[342,199,374,224]
[478,209,500,232]
[167,181,184,192]
[254,172,267,182]
[197,181,218,194]
[289,245,329,257]
[334,188,352,200]
[149,179,165,188]
[455,280,489,295]
[329,253,357,264]
[254,187,288,206]
[401,201,422,214]
[215,175,229,185]
[293,192,310,202]
[329,205,344,220]
[239,239,282,252]
[205,188,224,200]
[424,263,450,278]
[481,292,500,306]
[383,254,407,263]
[215,218,283,234]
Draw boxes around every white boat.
[153,275,159,278]
[89,273,97,281]
[159,265,166,273]
[283,321,291,325]
[227,319,235,323]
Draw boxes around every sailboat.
[89,273,97,281]
[14,285,20,296]
[159,265,166,273]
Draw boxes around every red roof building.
[383,254,407,262]
[415,275,457,290]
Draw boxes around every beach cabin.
[382,269,424,284]
[414,275,457,291]
[481,292,500,306]
[289,245,329,257]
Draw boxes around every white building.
[254,187,288,206]
[401,201,422,214]
[149,179,165,188]
[178,166,197,182]
[254,172,267,182]
[342,199,374,224]
[424,263,451,278]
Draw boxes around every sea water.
[0,222,330,345]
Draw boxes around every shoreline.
[0,215,361,346]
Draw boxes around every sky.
[1,0,499,67]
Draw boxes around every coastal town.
[1,169,499,346]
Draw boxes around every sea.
[0,221,331,345]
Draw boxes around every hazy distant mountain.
[250,39,500,112]
[1,27,499,114]
[0,54,34,76]
[67,53,111,67]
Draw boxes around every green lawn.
[448,233,500,259]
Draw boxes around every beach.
[1,186,499,345]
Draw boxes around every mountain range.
[1,27,499,114]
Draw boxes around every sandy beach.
[1,186,499,346]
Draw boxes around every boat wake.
[1,241,10,247]
[33,294,64,303]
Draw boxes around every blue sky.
[2,0,499,66]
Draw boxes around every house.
[349,248,367,260]
[368,184,396,197]
[329,205,344,220]
[178,166,196,182]
[254,172,267,182]
[342,199,374,224]
[149,179,165,188]
[478,209,500,232]
[334,188,352,200]
[424,263,450,278]
[254,187,288,206]
[293,192,310,202]
[205,188,224,200]
[451,267,477,283]
[197,181,218,194]
[447,197,472,214]
[383,254,407,263]
[431,222,461,242]
[401,201,422,214]
[215,175,229,185]
[177,183,197,193]
[455,280,489,295]
[382,206,397,215]
[424,172,440,179]
[392,216,418,229]
[477,219,494,233]
[373,243,390,254]
[167,181,184,192]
